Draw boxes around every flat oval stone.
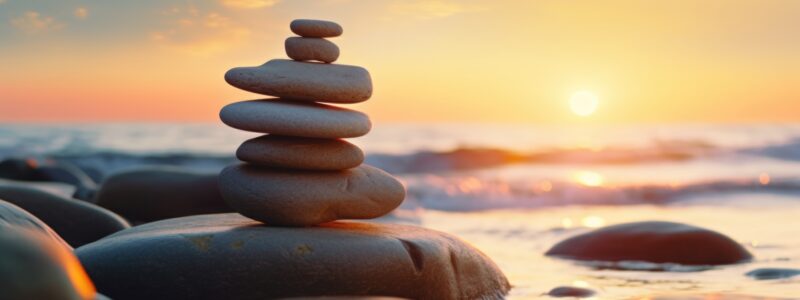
[285,37,340,63]
[219,164,404,226]
[0,184,130,248]
[546,221,753,266]
[290,19,343,38]
[76,214,510,299]
[225,59,372,103]
[220,99,371,138]
[237,135,364,170]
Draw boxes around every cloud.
[10,11,64,34]
[219,0,280,9]
[152,6,251,56]
[74,7,89,19]
[390,0,484,19]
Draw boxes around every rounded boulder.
[545,221,753,266]
[76,214,510,300]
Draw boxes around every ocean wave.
[402,175,800,211]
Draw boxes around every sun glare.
[569,91,599,116]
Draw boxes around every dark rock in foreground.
[547,286,596,298]
[77,214,510,300]
[0,200,70,249]
[745,268,800,280]
[0,184,129,247]
[93,168,232,223]
[546,221,752,266]
[0,227,102,300]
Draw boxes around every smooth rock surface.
[237,135,364,170]
[286,37,340,63]
[745,268,800,280]
[0,227,99,300]
[290,19,343,38]
[0,184,129,248]
[547,286,596,298]
[76,214,510,300]
[220,164,405,226]
[220,99,371,138]
[94,168,232,224]
[0,200,70,249]
[546,221,752,265]
[225,59,372,103]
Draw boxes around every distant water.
[2,122,800,299]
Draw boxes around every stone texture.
[0,227,100,300]
[225,59,372,103]
[76,214,510,300]
[290,19,343,38]
[285,37,340,63]
[546,221,753,265]
[0,199,70,249]
[237,135,364,170]
[220,99,371,138]
[219,164,405,226]
[93,168,232,224]
[0,184,129,248]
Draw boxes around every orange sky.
[1,0,799,124]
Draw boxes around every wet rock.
[0,184,129,247]
[0,199,70,249]
[546,221,752,265]
[745,268,800,280]
[93,168,232,223]
[547,286,595,298]
[77,214,510,300]
[0,227,100,300]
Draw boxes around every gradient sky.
[1,0,799,124]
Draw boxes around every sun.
[569,91,599,116]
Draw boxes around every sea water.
[1,122,799,299]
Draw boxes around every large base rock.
[546,221,752,266]
[76,214,509,300]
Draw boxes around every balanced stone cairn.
[219,19,405,226]
[77,19,510,299]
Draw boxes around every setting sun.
[569,91,599,117]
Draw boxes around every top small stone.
[290,19,343,38]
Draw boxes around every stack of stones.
[219,19,406,226]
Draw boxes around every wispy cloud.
[390,0,485,19]
[152,5,250,57]
[74,7,89,19]
[219,0,280,9]
[10,11,64,34]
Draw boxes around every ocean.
[1,122,799,299]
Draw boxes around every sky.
[0,0,799,124]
